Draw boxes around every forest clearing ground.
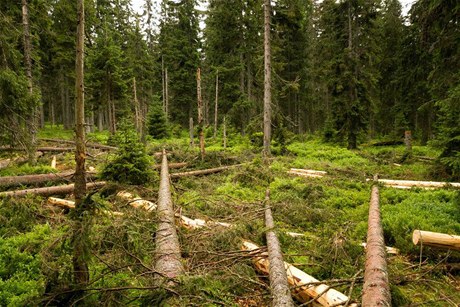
[0,132,459,306]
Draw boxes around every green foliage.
[0,198,40,237]
[147,98,169,139]
[101,121,154,185]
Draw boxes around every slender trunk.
[73,0,89,286]
[264,189,294,306]
[162,55,166,114]
[197,68,205,160]
[133,77,141,136]
[50,101,55,127]
[263,0,272,157]
[155,150,184,284]
[189,117,194,148]
[165,68,169,121]
[97,107,103,131]
[404,130,412,156]
[22,0,37,164]
[362,178,391,306]
[214,71,219,139]
[223,116,227,149]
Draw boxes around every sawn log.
[412,230,460,251]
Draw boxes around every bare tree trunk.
[362,178,391,306]
[73,0,89,286]
[133,77,141,136]
[0,171,97,188]
[404,130,412,156]
[97,107,103,131]
[214,70,219,139]
[50,101,55,127]
[162,55,166,114]
[197,68,205,160]
[155,149,184,284]
[263,0,272,158]
[0,182,105,198]
[189,117,194,148]
[223,116,227,149]
[165,67,169,120]
[264,189,294,307]
[22,0,38,164]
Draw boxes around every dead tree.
[189,117,194,148]
[263,0,272,157]
[362,178,391,306]
[214,70,219,139]
[154,149,184,284]
[197,68,205,160]
[264,189,294,306]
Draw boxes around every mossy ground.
[0,126,458,306]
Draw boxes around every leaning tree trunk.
[73,0,89,286]
[264,189,294,306]
[263,0,272,158]
[362,178,391,306]
[154,149,184,285]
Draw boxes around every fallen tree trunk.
[39,138,117,150]
[0,181,106,198]
[0,171,97,188]
[362,182,391,306]
[264,189,294,306]
[47,197,123,216]
[360,243,399,255]
[288,169,326,178]
[371,178,460,189]
[153,162,187,170]
[242,241,357,306]
[412,230,460,251]
[170,164,242,178]
[154,149,184,283]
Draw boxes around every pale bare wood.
[242,241,357,306]
[412,230,460,251]
[290,169,327,175]
[288,170,324,178]
[360,243,399,255]
[47,197,123,216]
[370,178,460,189]
[117,191,157,211]
[0,181,106,198]
[51,155,57,169]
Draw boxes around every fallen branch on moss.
[0,181,106,197]
[242,240,357,306]
[170,164,243,178]
[413,230,460,251]
[0,171,97,187]
[288,169,327,178]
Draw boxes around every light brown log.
[371,178,460,189]
[242,241,357,306]
[154,149,184,283]
[152,162,187,170]
[0,181,106,198]
[170,164,242,179]
[362,184,391,306]
[290,169,327,175]
[264,189,294,306]
[47,197,123,216]
[412,230,460,251]
[0,171,97,187]
[117,191,156,212]
[288,169,325,178]
[39,138,117,150]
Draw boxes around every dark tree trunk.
[263,0,272,157]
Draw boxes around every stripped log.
[0,171,97,188]
[0,181,106,198]
[154,149,184,283]
[153,162,187,170]
[47,197,123,216]
[39,138,117,150]
[242,241,357,306]
[362,180,391,306]
[288,169,326,178]
[264,189,294,306]
[412,230,460,251]
[117,191,156,211]
[370,178,460,189]
[170,164,242,178]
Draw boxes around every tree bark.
[154,149,184,284]
[133,77,141,136]
[189,117,194,148]
[412,230,460,251]
[362,181,391,307]
[153,162,187,170]
[165,67,169,120]
[0,182,105,198]
[170,164,242,179]
[223,116,227,149]
[197,68,205,160]
[263,0,272,158]
[264,189,294,306]
[214,70,219,139]
[0,170,97,188]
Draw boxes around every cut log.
[0,171,97,188]
[47,197,123,216]
[153,162,187,170]
[0,181,106,198]
[170,164,242,178]
[412,230,460,251]
[117,191,157,211]
[242,241,357,306]
[362,182,391,306]
[154,149,184,283]
[290,169,327,175]
[288,169,326,178]
[51,155,57,169]
[360,243,399,255]
[372,178,460,189]
[264,189,294,306]
[39,138,117,150]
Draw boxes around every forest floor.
[0,125,459,306]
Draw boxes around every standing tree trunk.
[165,67,169,120]
[197,68,205,160]
[223,116,227,149]
[189,117,194,148]
[362,177,391,306]
[133,77,141,136]
[263,0,272,157]
[264,189,294,306]
[155,149,184,284]
[22,0,38,164]
[73,0,89,286]
[162,55,166,114]
[214,70,219,139]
